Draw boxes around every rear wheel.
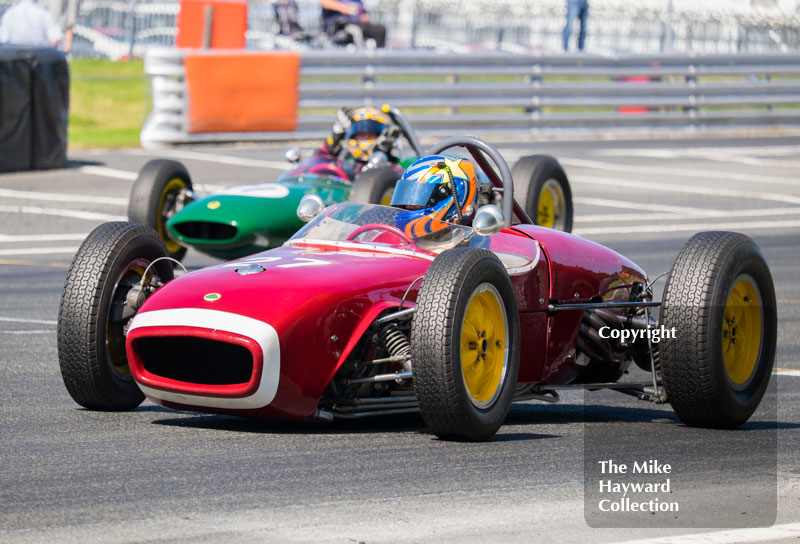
[347,166,400,205]
[57,222,174,410]
[411,248,520,441]
[659,231,776,429]
[128,159,193,261]
[511,155,573,232]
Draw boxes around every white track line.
[708,156,800,169]
[591,148,800,168]
[197,184,227,193]
[0,330,54,334]
[593,145,800,158]
[0,233,88,242]
[615,522,800,544]
[572,175,800,206]
[575,197,721,216]
[77,165,138,181]
[575,218,800,235]
[776,369,800,377]
[0,188,127,206]
[561,157,800,187]
[0,246,78,256]
[131,149,291,170]
[0,205,125,222]
[579,212,709,222]
[0,316,58,325]
[578,206,800,223]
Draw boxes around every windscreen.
[288,203,472,252]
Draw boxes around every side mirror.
[285,147,301,164]
[472,205,504,236]
[297,194,325,223]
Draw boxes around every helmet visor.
[346,119,386,139]
[390,179,447,208]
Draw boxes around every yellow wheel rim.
[157,178,188,254]
[722,275,762,388]
[537,179,565,230]
[460,283,509,408]
[380,187,394,206]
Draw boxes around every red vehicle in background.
[57,137,776,441]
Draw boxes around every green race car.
[128,106,573,261]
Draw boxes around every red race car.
[58,137,777,441]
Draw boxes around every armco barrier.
[140,48,800,147]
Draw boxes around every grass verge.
[69,59,148,149]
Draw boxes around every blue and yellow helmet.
[391,155,478,238]
[344,106,390,162]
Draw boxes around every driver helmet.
[391,155,478,238]
[343,106,390,162]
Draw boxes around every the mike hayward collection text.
[597,459,680,513]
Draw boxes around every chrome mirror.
[285,147,301,164]
[472,204,504,236]
[297,194,325,222]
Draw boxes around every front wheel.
[511,155,573,232]
[411,248,520,441]
[659,231,777,429]
[57,222,174,410]
[128,159,193,261]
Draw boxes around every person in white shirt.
[0,0,63,48]
[48,0,77,52]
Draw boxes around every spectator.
[48,0,79,53]
[562,0,589,52]
[274,0,311,41]
[0,0,63,48]
[321,0,386,48]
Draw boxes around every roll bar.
[381,104,424,157]
[425,136,531,228]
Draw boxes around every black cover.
[0,45,69,172]
[0,47,32,172]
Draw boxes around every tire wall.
[0,45,69,172]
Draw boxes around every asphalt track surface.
[1,136,799,543]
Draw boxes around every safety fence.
[1,0,799,59]
[140,48,800,147]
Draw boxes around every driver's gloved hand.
[326,107,354,154]
[375,125,401,155]
[332,107,353,135]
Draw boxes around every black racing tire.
[659,231,777,429]
[511,155,573,232]
[347,166,400,205]
[57,222,174,411]
[411,248,520,441]
[128,159,193,261]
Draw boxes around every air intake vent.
[173,221,238,241]
[135,336,253,385]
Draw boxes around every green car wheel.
[128,159,194,261]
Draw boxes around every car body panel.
[128,241,434,418]
[512,225,648,385]
[128,208,648,420]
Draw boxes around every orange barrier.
[185,52,301,133]
[617,76,651,114]
[176,0,247,49]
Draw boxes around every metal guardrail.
[140,48,800,147]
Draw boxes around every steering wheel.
[347,223,414,245]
